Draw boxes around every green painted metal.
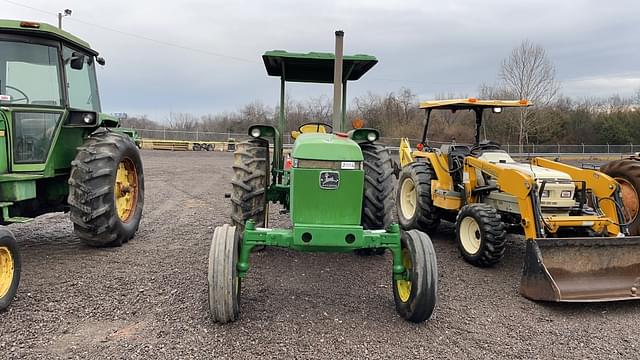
[291,133,363,161]
[0,21,119,224]
[262,50,377,83]
[0,19,97,55]
[237,220,404,279]
[290,167,363,225]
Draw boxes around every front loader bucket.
[520,237,640,302]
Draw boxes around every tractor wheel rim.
[115,158,138,222]
[615,177,639,222]
[400,177,417,220]
[396,248,412,302]
[0,246,14,299]
[460,216,481,254]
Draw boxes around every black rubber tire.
[0,228,20,311]
[600,158,640,235]
[230,139,269,236]
[393,230,438,323]
[208,224,241,323]
[206,144,214,151]
[192,144,201,151]
[69,131,145,247]
[356,143,395,256]
[396,162,441,234]
[455,204,506,267]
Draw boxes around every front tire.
[230,139,269,236]
[0,228,20,311]
[455,204,506,267]
[69,131,145,247]
[396,162,441,233]
[356,143,395,256]
[208,224,241,323]
[393,230,437,323]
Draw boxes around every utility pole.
[58,9,72,29]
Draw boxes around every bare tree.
[499,40,560,149]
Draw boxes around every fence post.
[532,143,535,154]
[607,143,610,153]
[196,129,199,142]
[582,143,584,153]
[557,143,560,157]
[163,128,166,140]
[632,143,634,154]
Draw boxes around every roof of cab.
[0,19,97,55]
[419,98,532,110]
[262,50,377,83]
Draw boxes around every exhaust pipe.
[332,30,344,132]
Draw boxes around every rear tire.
[69,131,144,247]
[230,139,269,237]
[455,204,506,267]
[396,162,441,234]
[356,143,395,256]
[0,229,20,311]
[600,159,640,235]
[208,224,241,323]
[393,230,437,323]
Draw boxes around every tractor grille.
[293,159,362,170]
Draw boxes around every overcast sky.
[5,0,640,120]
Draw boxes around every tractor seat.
[439,144,471,157]
[291,123,329,140]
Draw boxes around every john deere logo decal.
[319,171,339,189]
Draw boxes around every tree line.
[123,41,640,146]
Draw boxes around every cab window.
[63,47,100,111]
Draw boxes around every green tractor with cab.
[0,20,144,311]
[208,32,437,323]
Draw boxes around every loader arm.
[532,157,621,235]
[399,138,414,167]
[464,157,540,239]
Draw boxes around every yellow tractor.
[398,98,640,302]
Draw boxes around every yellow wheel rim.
[396,248,412,302]
[115,158,138,222]
[400,177,417,220]
[460,216,481,254]
[0,246,14,299]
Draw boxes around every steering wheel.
[5,85,30,104]
[298,122,333,134]
[470,140,503,155]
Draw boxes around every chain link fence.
[134,128,639,155]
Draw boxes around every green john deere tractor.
[208,32,437,323]
[0,20,144,311]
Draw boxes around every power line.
[3,0,257,64]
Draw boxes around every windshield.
[0,41,62,107]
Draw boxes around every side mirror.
[96,57,106,66]
[70,52,85,70]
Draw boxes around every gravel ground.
[1,150,638,359]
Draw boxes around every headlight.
[367,131,377,142]
[250,128,261,138]
[541,190,549,198]
[83,113,95,124]
[560,190,572,198]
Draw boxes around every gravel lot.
[1,150,638,359]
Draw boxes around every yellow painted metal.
[115,158,138,222]
[0,246,14,299]
[291,124,328,140]
[399,177,417,220]
[532,158,621,235]
[399,138,414,167]
[418,98,532,110]
[459,216,481,254]
[396,248,412,302]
